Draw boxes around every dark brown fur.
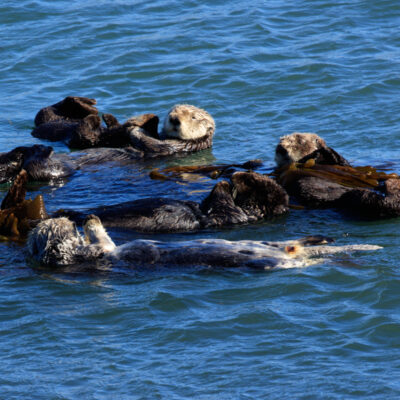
[34,96,98,126]
[55,172,289,232]
[275,134,400,218]
[32,97,212,156]
[128,126,213,157]
[0,145,74,184]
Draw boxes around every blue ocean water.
[1,1,400,398]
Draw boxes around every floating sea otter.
[31,96,215,156]
[275,132,400,218]
[27,214,381,269]
[275,132,350,168]
[0,144,75,184]
[0,142,170,184]
[0,142,138,184]
[55,171,289,232]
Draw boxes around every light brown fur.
[162,104,215,140]
[83,215,116,252]
[275,132,327,168]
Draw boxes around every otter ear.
[206,125,215,136]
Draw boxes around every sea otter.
[31,96,215,156]
[0,144,75,184]
[0,143,138,184]
[0,143,157,184]
[275,132,400,218]
[54,171,290,232]
[128,104,215,156]
[27,214,381,269]
[275,132,350,168]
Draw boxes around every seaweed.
[276,159,399,190]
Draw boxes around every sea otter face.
[162,104,215,140]
[275,132,327,168]
[27,217,84,266]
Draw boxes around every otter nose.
[169,116,180,126]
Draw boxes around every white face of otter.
[162,104,215,140]
[275,132,328,168]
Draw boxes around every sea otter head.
[27,217,84,266]
[275,132,350,168]
[275,133,327,168]
[162,104,215,141]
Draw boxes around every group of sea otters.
[2,95,395,269]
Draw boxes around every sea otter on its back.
[127,103,215,156]
[275,132,350,168]
[274,132,400,218]
[27,215,381,269]
[31,97,216,156]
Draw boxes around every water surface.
[1,1,400,398]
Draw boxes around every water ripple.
[1,0,400,398]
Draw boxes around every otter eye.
[192,115,197,120]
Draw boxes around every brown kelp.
[0,170,48,240]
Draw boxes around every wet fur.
[27,217,107,266]
[31,97,215,156]
[27,216,381,269]
[275,133,400,218]
[275,132,350,168]
[161,104,215,141]
[55,172,289,232]
[0,145,75,184]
